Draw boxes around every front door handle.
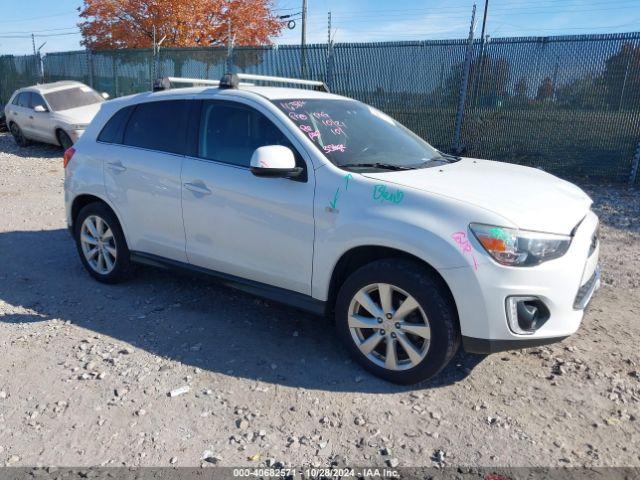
[106,161,126,172]
[184,182,212,195]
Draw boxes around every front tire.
[74,202,130,284]
[335,259,460,385]
[57,130,73,150]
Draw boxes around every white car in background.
[4,81,108,150]
[63,74,600,385]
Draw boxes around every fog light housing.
[505,296,550,335]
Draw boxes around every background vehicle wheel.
[10,123,29,147]
[335,259,460,385]
[57,130,73,150]
[74,202,130,284]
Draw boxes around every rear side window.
[15,92,31,107]
[123,100,188,155]
[98,106,134,144]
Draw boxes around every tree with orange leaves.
[79,0,283,50]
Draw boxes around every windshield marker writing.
[323,144,346,153]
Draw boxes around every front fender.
[311,166,509,300]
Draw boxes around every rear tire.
[335,259,460,385]
[57,130,73,150]
[10,122,29,147]
[74,202,131,284]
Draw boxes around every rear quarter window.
[122,100,188,155]
[16,92,32,107]
[97,106,134,144]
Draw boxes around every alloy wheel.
[348,283,431,371]
[80,215,117,275]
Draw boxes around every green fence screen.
[1,32,639,183]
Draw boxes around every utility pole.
[300,0,308,77]
[452,3,477,154]
[479,0,489,45]
[31,34,39,82]
[227,19,234,73]
[472,0,489,107]
[327,10,331,45]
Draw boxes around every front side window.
[123,101,188,155]
[198,101,294,167]
[30,93,47,110]
[275,98,447,171]
[44,86,104,111]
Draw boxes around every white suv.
[5,81,108,150]
[63,74,600,384]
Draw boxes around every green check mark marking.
[329,188,340,209]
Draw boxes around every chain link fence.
[1,32,639,184]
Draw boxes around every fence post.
[452,4,476,154]
[326,40,335,91]
[86,50,94,88]
[630,141,640,186]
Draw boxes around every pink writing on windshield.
[332,127,345,136]
[312,111,330,119]
[281,100,306,110]
[299,124,320,141]
[323,144,346,153]
[288,112,308,121]
[323,119,346,128]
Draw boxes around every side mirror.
[33,105,47,113]
[101,92,110,100]
[250,145,302,179]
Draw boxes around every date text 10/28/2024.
[232,467,400,478]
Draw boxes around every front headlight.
[469,223,571,266]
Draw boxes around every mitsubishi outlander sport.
[63,73,600,384]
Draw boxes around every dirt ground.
[0,131,638,468]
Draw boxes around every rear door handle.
[29,116,34,120]
[106,161,126,172]
[184,182,212,195]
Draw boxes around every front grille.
[573,267,600,310]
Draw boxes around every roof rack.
[153,73,330,93]
[233,73,329,92]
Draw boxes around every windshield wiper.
[437,152,461,162]
[339,162,412,171]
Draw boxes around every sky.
[0,0,639,55]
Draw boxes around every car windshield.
[44,86,103,111]
[274,98,445,170]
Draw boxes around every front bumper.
[68,129,85,143]
[441,210,600,354]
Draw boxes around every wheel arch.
[70,194,129,247]
[325,245,459,326]
[55,127,69,147]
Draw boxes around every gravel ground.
[0,131,639,468]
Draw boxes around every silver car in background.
[4,81,109,150]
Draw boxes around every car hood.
[53,103,102,126]
[362,158,592,235]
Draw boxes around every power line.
[0,11,78,24]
